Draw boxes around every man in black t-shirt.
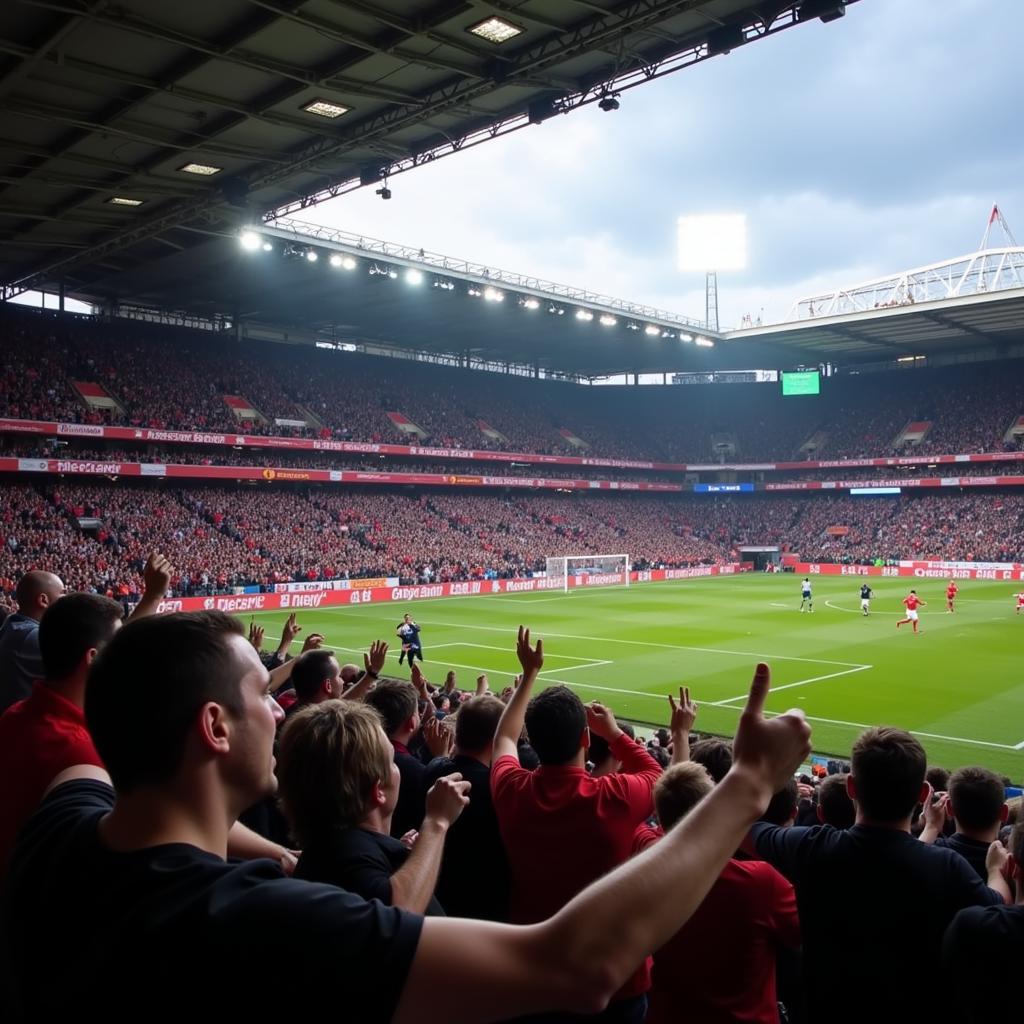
[423,694,511,921]
[944,820,1024,1023]
[918,765,1008,880]
[5,613,815,1024]
[859,583,873,616]
[278,699,467,914]
[750,726,1007,1024]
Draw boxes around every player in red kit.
[897,590,926,634]
[1016,592,1024,615]
[946,580,958,613]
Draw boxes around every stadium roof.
[726,286,1024,367]
[1,0,859,303]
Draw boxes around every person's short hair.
[925,766,950,793]
[762,777,799,826]
[817,772,856,828]
[524,685,586,766]
[655,762,714,831]
[85,612,246,793]
[948,766,1006,832]
[365,678,418,737]
[453,694,504,752]
[851,727,926,822]
[655,728,670,748]
[290,649,338,702]
[689,737,733,783]
[277,700,390,846]
[38,593,122,680]
[1009,819,1024,868]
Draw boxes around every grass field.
[246,575,1024,779]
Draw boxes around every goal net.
[545,554,631,594]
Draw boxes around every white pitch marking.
[349,615,872,669]
[710,664,873,704]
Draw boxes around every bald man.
[0,571,65,714]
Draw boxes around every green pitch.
[246,576,1024,780]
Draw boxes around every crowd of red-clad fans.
[2,482,1023,601]
[0,559,1020,1022]
[3,306,1023,463]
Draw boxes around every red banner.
[792,562,1024,581]
[154,565,745,614]
[5,417,1024,474]
[765,476,1024,491]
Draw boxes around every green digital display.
[781,370,821,396]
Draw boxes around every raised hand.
[248,621,264,652]
[668,686,698,735]
[516,625,544,677]
[301,632,325,652]
[142,551,173,597]
[281,612,302,647]
[585,701,621,742]
[364,639,388,675]
[411,662,430,698]
[922,787,949,832]
[476,674,489,695]
[731,663,812,798]
[424,773,471,828]
[422,716,453,759]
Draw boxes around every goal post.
[545,554,631,594]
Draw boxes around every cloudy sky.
[298,0,1023,331]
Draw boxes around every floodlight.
[342,256,356,270]
[467,16,523,43]
[302,99,350,119]
[679,333,693,342]
[239,231,261,251]
[644,325,660,336]
[575,309,594,321]
[406,269,424,285]
[677,214,747,271]
[388,269,398,279]
[599,314,617,326]
[695,337,715,348]
[178,162,222,176]
[376,186,392,200]
[548,305,565,315]
[522,297,540,310]
[305,250,318,262]
[261,241,273,252]
[468,287,482,297]
[329,254,344,267]
[598,93,620,112]
[107,196,144,207]
[483,287,504,302]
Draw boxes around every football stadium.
[3,1,1024,1020]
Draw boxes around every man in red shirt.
[946,580,959,613]
[0,592,119,879]
[492,628,661,1022]
[634,762,800,1024]
[897,589,927,634]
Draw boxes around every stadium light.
[406,269,424,285]
[695,337,715,348]
[305,249,318,263]
[329,253,344,267]
[548,304,565,315]
[262,241,273,252]
[575,309,594,321]
[468,287,482,297]
[598,314,617,327]
[433,278,454,290]
[521,297,540,310]
[677,214,747,272]
[644,325,660,336]
[679,333,693,342]
[239,231,261,252]
[483,287,504,302]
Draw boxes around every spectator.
[279,699,467,913]
[634,762,800,1024]
[0,570,65,713]
[4,613,812,1021]
[750,727,1008,1023]
[491,628,662,1022]
[815,772,856,829]
[422,694,511,921]
[919,766,1009,879]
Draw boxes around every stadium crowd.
[1,565,1020,1022]
[3,307,1023,465]
[3,483,1024,602]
